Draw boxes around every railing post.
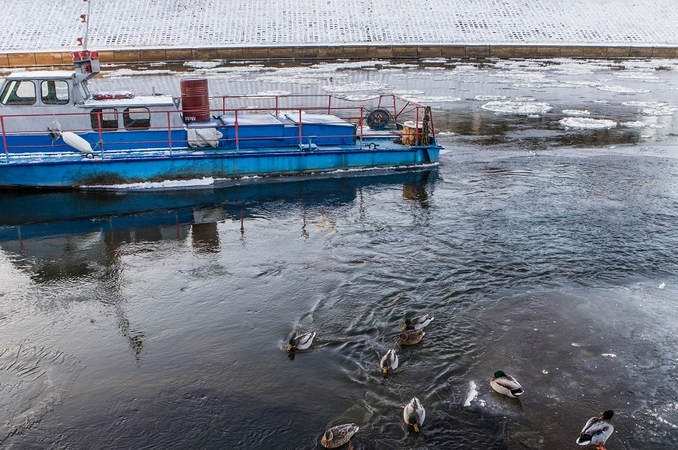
[96,112,105,157]
[1,116,8,162]
[298,108,303,146]
[235,109,239,151]
[167,111,173,157]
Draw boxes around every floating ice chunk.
[481,100,552,116]
[402,95,461,103]
[464,381,478,406]
[335,94,381,102]
[96,177,216,190]
[559,117,617,129]
[562,109,591,116]
[621,101,678,116]
[619,121,647,128]
[392,90,425,96]
[256,90,291,97]
[596,85,650,94]
[184,60,224,69]
[321,80,391,93]
[474,95,508,101]
[616,72,664,82]
[421,58,447,64]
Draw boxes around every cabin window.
[0,80,36,105]
[90,108,119,130]
[123,107,151,130]
[40,80,69,105]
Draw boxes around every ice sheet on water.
[616,72,664,83]
[321,81,392,94]
[0,346,84,442]
[256,90,292,97]
[481,100,552,116]
[92,177,216,190]
[184,60,224,69]
[401,95,462,103]
[474,95,508,101]
[103,68,175,78]
[596,85,651,94]
[619,121,651,128]
[622,101,678,116]
[464,380,478,406]
[562,109,591,116]
[559,117,617,129]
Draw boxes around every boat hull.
[0,146,440,188]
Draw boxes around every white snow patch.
[559,117,617,129]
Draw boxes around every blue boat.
[0,51,442,189]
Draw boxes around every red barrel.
[180,79,210,123]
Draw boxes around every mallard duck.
[321,423,359,449]
[490,370,524,398]
[402,314,434,330]
[380,349,399,375]
[403,397,425,432]
[397,329,424,346]
[576,410,614,450]
[287,331,316,351]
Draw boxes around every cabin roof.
[6,70,74,81]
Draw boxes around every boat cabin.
[0,51,182,135]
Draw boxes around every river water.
[1,58,678,449]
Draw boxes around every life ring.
[365,108,391,130]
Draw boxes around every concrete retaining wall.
[1,45,677,68]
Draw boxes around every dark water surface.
[1,59,678,449]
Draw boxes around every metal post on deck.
[297,108,303,146]
[234,109,240,151]
[358,107,364,149]
[1,116,8,162]
[167,111,173,157]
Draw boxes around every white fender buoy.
[62,131,93,155]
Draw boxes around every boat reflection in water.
[0,169,438,279]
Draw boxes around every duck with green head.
[490,370,524,398]
[402,314,434,330]
[287,331,316,352]
[576,410,614,450]
[403,397,425,432]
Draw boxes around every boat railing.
[0,94,436,159]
